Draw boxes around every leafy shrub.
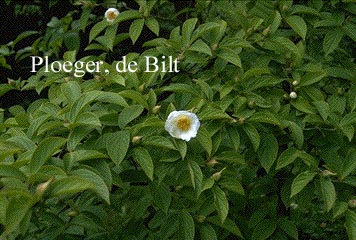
[1,0,356,239]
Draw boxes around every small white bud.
[289,91,297,99]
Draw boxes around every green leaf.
[219,178,245,195]
[342,21,356,42]
[133,147,154,180]
[287,121,304,149]
[285,15,307,40]
[5,195,32,234]
[65,150,108,163]
[106,131,130,166]
[345,210,356,240]
[207,216,243,237]
[64,31,80,51]
[341,149,356,180]
[323,28,343,55]
[72,168,110,204]
[74,112,101,128]
[242,67,271,81]
[175,140,187,159]
[178,210,195,240]
[12,30,38,46]
[198,106,231,120]
[143,136,176,150]
[145,17,159,36]
[129,18,145,44]
[0,84,15,97]
[67,126,94,151]
[162,83,200,97]
[151,182,171,214]
[326,67,355,81]
[104,23,119,51]
[313,101,330,121]
[258,133,278,173]
[340,112,356,126]
[182,18,198,46]
[0,165,27,181]
[118,104,144,128]
[320,177,336,212]
[212,186,229,223]
[290,170,316,197]
[89,20,109,43]
[200,224,217,240]
[242,123,260,151]
[227,127,240,151]
[249,111,281,126]
[189,39,212,56]
[196,126,212,155]
[119,90,149,109]
[49,176,95,197]
[299,71,327,87]
[113,10,141,24]
[252,219,277,240]
[278,219,298,240]
[217,48,242,67]
[270,37,300,57]
[30,137,67,173]
[291,97,316,114]
[187,160,203,195]
[61,81,81,103]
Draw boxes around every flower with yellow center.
[165,110,200,141]
[105,8,119,23]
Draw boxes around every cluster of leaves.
[1,0,356,239]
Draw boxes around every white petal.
[104,8,119,23]
[165,110,200,141]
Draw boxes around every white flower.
[105,8,119,23]
[289,91,297,99]
[165,110,200,141]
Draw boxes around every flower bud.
[321,170,336,177]
[152,105,161,114]
[195,215,206,223]
[289,91,297,99]
[138,83,145,92]
[36,177,54,196]
[238,118,245,124]
[67,210,79,217]
[248,100,255,109]
[262,26,270,36]
[206,158,219,167]
[7,78,16,85]
[290,203,298,209]
[348,199,356,208]
[211,167,226,181]
[132,136,143,144]
[177,54,184,61]
[320,222,327,228]
[94,75,102,81]
[175,185,183,191]
[292,80,299,86]
[211,43,218,51]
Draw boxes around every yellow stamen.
[107,11,117,21]
[177,115,191,131]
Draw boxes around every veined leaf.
[133,147,154,180]
[286,15,307,40]
[320,177,336,212]
[212,186,229,223]
[106,131,130,166]
[30,137,67,173]
[290,170,316,197]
